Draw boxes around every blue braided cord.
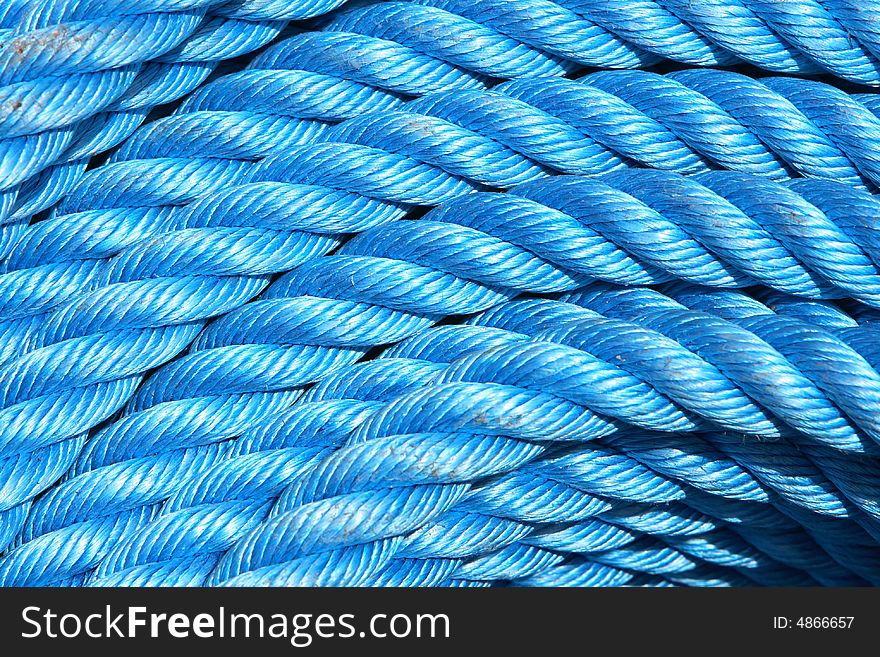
[83,470,872,588]
[0,60,430,352]
[6,288,872,584]
[84,398,400,585]
[556,0,741,67]
[579,0,880,82]
[0,0,369,258]
[578,69,863,185]
[465,307,880,543]
[398,320,872,584]
[185,351,854,585]
[651,285,880,509]
[739,0,880,82]
[13,76,880,330]
[0,292,867,587]
[8,0,880,85]
[822,0,880,62]
[315,70,880,190]
[683,496,880,585]
[406,0,660,69]
[11,61,880,542]
[390,326,869,596]
[8,0,880,251]
[8,165,880,576]
[0,0,564,245]
[0,355,440,585]
[306,222,876,443]
[209,456,802,586]
[8,68,880,363]
[288,236,880,492]
[0,5,215,202]
[5,7,880,584]
[555,286,880,452]
[212,0,352,21]
[240,31,489,97]
[551,287,880,527]
[5,0,880,230]
[322,2,579,78]
[345,0,880,82]
[0,24,589,358]
[640,0,819,72]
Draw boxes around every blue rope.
[26,346,866,586]
[5,64,880,571]
[5,1,880,588]
[0,0,282,254]
[200,292,878,586]
[57,286,877,587]
[7,64,880,358]
[6,0,880,259]
[4,171,880,583]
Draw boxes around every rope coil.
[4,0,880,587]
[6,0,880,241]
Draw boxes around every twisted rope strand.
[0,0,580,254]
[7,68,880,375]
[4,53,880,555]
[8,2,880,587]
[6,216,880,584]
[8,0,880,256]
[0,0,289,254]
[8,61,880,368]
[0,27,487,536]
[340,0,880,82]
[0,161,872,520]
[5,58,880,562]
[82,342,860,587]
[190,307,877,586]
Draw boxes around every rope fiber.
[3,0,880,587]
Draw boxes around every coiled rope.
[6,0,880,253]
[4,167,880,583]
[26,285,880,586]
[0,0,357,256]
[4,1,880,587]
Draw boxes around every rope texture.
[4,1,880,587]
[4,163,880,583]
[7,0,880,255]
[10,283,880,586]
